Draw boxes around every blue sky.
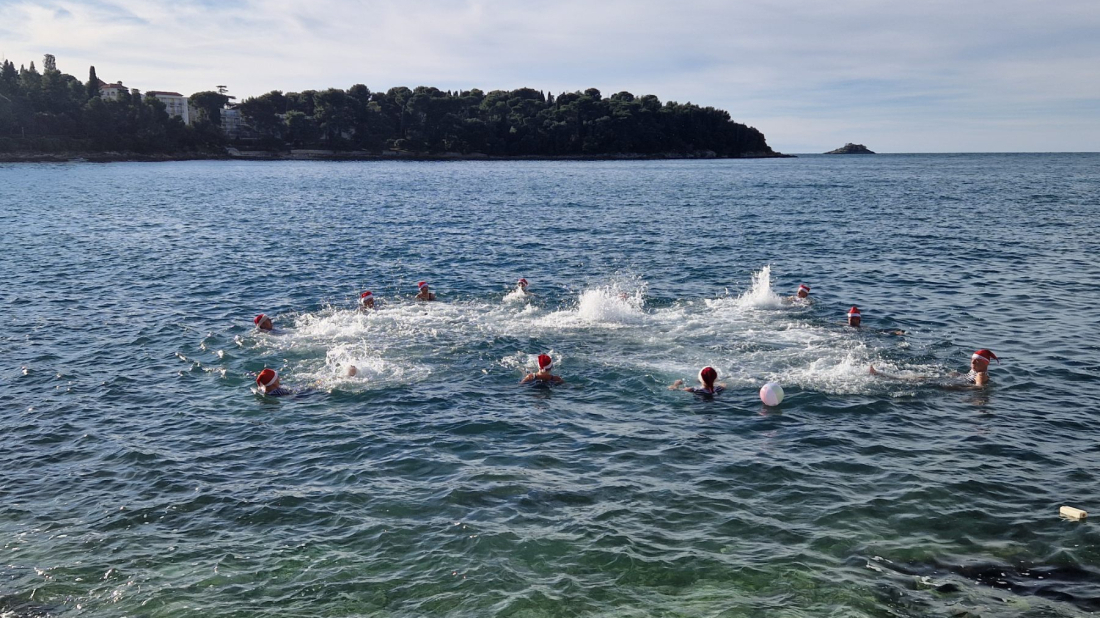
[3,0,1098,152]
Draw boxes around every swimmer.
[847,306,904,335]
[516,278,531,295]
[358,290,375,310]
[670,366,725,396]
[255,368,294,396]
[847,306,862,327]
[785,283,811,304]
[254,313,274,331]
[415,281,436,302]
[521,354,564,385]
[966,349,998,386]
[869,349,999,386]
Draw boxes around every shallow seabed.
[2,154,1099,617]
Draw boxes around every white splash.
[538,281,646,328]
[239,268,925,397]
[736,265,784,308]
[502,287,530,304]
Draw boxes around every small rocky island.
[825,143,875,154]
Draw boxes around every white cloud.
[3,0,1098,151]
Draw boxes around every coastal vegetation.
[0,61,221,154]
[0,58,777,158]
[237,86,775,157]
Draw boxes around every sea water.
[2,154,1099,617]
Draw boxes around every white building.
[146,91,190,125]
[98,82,127,101]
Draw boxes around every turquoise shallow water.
[2,154,1100,617]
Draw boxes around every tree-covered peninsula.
[0,58,780,159]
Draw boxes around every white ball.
[760,382,784,406]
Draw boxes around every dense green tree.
[239,90,286,147]
[0,55,776,157]
[285,110,318,146]
[188,91,229,126]
[87,66,99,100]
[313,88,352,145]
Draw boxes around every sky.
[2,0,1098,152]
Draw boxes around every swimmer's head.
[847,306,861,327]
[256,368,279,393]
[797,284,810,298]
[698,366,718,388]
[254,314,273,331]
[971,349,998,371]
[359,291,374,308]
[344,364,358,377]
[517,278,529,290]
[417,281,429,292]
[537,354,553,371]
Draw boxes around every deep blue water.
[2,154,1099,617]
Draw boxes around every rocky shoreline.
[0,149,793,163]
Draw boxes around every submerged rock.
[825,143,875,154]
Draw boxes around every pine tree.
[0,60,17,89]
[87,66,99,100]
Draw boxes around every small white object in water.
[1060,505,1087,520]
[344,365,358,377]
[760,382,785,406]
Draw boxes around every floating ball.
[760,382,784,406]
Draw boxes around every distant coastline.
[1,58,786,161]
[0,149,792,163]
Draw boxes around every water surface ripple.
[2,154,1099,617]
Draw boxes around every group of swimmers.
[251,279,534,395]
[794,285,999,388]
[249,279,999,397]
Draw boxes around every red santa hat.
[847,306,861,318]
[699,366,718,384]
[798,284,810,294]
[359,291,373,303]
[254,314,271,328]
[518,278,529,287]
[972,349,999,363]
[417,281,429,291]
[256,368,278,389]
[537,354,553,370]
